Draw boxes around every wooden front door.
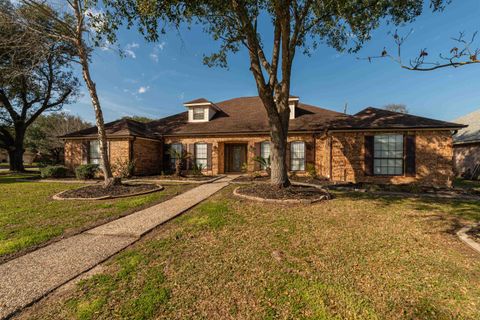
[225,144,247,173]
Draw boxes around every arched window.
[290,141,305,171]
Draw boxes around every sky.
[69,1,480,124]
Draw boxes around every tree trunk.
[267,99,291,188]
[8,145,24,172]
[8,126,26,172]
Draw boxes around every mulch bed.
[232,175,330,186]
[237,183,329,202]
[59,183,160,199]
[467,225,480,241]
[132,175,219,181]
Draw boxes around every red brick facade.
[64,129,455,186]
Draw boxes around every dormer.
[183,98,220,123]
[289,96,299,119]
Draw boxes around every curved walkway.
[0,176,234,320]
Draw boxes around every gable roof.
[61,118,159,139]
[62,97,466,139]
[341,107,466,130]
[452,108,480,144]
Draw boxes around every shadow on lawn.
[334,191,480,235]
[0,171,40,184]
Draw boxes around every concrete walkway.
[0,176,233,319]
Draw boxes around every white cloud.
[149,41,167,63]
[124,42,140,59]
[138,86,150,94]
[149,53,159,63]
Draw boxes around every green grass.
[0,173,193,259]
[19,188,480,320]
[454,178,480,191]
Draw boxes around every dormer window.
[184,98,220,123]
[193,107,206,120]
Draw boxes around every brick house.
[62,96,465,186]
[452,109,480,177]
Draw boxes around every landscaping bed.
[232,175,330,186]
[131,174,221,182]
[235,183,330,203]
[467,225,480,241]
[56,183,162,200]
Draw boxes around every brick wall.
[132,138,163,175]
[453,142,480,176]
[165,134,314,175]
[323,130,454,187]
[64,140,86,171]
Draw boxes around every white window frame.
[195,143,208,169]
[192,107,205,120]
[373,134,404,176]
[260,141,270,170]
[89,140,101,165]
[290,141,305,171]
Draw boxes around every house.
[62,96,465,186]
[0,149,8,163]
[452,109,480,177]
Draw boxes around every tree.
[22,0,123,186]
[106,0,448,188]
[384,104,408,114]
[364,30,479,71]
[122,115,155,123]
[26,112,91,164]
[0,0,79,171]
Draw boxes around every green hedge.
[39,165,69,178]
[75,164,99,180]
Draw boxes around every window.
[193,107,205,120]
[260,141,270,169]
[89,140,101,164]
[373,134,404,175]
[290,141,305,171]
[195,143,208,168]
[170,143,183,169]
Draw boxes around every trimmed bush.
[75,164,99,180]
[40,165,68,178]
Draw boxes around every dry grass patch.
[17,187,480,320]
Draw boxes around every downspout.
[329,132,333,181]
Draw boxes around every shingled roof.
[62,97,466,139]
[61,118,159,139]
[453,108,480,144]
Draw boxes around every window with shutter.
[373,134,404,176]
[290,141,305,171]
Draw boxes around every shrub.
[75,164,99,180]
[112,159,136,178]
[306,163,317,178]
[190,163,204,176]
[40,165,68,178]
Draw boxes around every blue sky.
[70,1,480,123]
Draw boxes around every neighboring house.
[62,96,465,186]
[453,109,480,176]
[0,149,36,164]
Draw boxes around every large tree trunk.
[72,0,118,188]
[8,146,24,172]
[8,126,26,172]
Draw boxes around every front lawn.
[19,187,480,319]
[0,174,194,261]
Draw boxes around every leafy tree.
[26,112,91,164]
[0,0,79,172]
[22,0,125,186]
[106,0,448,188]
[122,116,155,123]
[384,104,408,114]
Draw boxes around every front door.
[225,144,247,173]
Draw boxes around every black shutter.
[206,143,213,170]
[364,136,374,176]
[163,143,171,172]
[305,140,314,167]
[82,141,89,164]
[286,142,291,171]
[405,135,416,177]
[254,142,261,171]
[188,144,195,170]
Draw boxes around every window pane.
[290,142,305,171]
[195,143,207,168]
[373,135,404,175]
[260,142,270,169]
[193,107,205,120]
[89,140,101,164]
